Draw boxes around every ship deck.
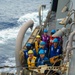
[0,11,75,75]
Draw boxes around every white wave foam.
[4,57,16,66]
[18,12,39,30]
[0,57,16,73]
[0,10,48,44]
[0,27,19,44]
[18,9,48,27]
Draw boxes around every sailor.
[23,43,32,59]
[27,50,37,68]
[41,29,50,48]
[23,43,37,60]
[49,38,62,65]
[37,49,49,67]
[50,29,56,46]
[38,41,49,57]
[34,35,41,53]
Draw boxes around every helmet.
[40,41,46,45]
[39,49,45,54]
[36,35,41,38]
[53,38,58,43]
[28,50,33,54]
[26,43,31,47]
[51,29,56,34]
[44,29,48,33]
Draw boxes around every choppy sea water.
[0,0,51,73]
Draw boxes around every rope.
[0,65,30,69]
[46,58,62,75]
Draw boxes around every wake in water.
[0,10,48,44]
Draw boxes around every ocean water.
[0,0,50,73]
